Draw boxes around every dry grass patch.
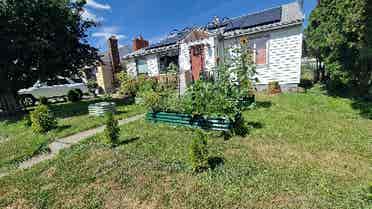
[236,140,370,180]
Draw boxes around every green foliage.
[67,90,82,102]
[117,72,158,97]
[39,97,49,105]
[305,0,372,94]
[103,112,120,147]
[0,0,99,94]
[368,182,372,201]
[166,63,178,74]
[232,113,249,137]
[142,90,161,112]
[30,105,57,133]
[22,114,32,127]
[87,79,98,96]
[189,130,209,172]
[143,45,255,119]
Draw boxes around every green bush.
[233,113,249,137]
[117,72,139,97]
[189,130,209,172]
[103,112,120,147]
[67,89,82,102]
[87,79,98,96]
[30,105,57,133]
[22,114,32,127]
[368,182,372,201]
[39,97,49,105]
[142,90,161,112]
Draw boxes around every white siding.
[126,58,137,78]
[222,25,303,85]
[146,54,160,77]
[126,55,160,77]
[268,26,302,84]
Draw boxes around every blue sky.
[83,0,317,51]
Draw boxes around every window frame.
[136,59,149,75]
[243,36,269,67]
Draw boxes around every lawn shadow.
[351,100,372,120]
[208,157,225,170]
[255,101,272,109]
[299,78,314,90]
[320,84,372,120]
[55,125,72,132]
[116,137,140,147]
[247,122,264,129]
[50,99,103,119]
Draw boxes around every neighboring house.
[123,1,304,93]
[93,37,131,93]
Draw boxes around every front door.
[190,45,204,81]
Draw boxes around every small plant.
[233,113,249,137]
[22,114,32,127]
[117,72,138,97]
[30,105,57,133]
[67,89,82,102]
[189,130,209,172]
[103,112,120,147]
[87,79,99,97]
[268,81,282,94]
[103,94,113,102]
[367,182,372,201]
[39,97,49,105]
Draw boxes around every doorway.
[190,45,204,81]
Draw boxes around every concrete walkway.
[0,114,145,178]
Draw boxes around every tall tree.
[0,0,99,94]
[305,0,372,94]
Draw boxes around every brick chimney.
[133,36,149,51]
[108,36,121,73]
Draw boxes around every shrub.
[22,114,32,127]
[67,89,82,102]
[103,112,120,147]
[117,72,138,97]
[233,113,249,137]
[268,81,281,94]
[87,79,99,96]
[30,105,57,133]
[189,130,209,172]
[142,90,161,112]
[39,97,49,105]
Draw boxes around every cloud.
[92,26,127,49]
[81,9,104,22]
[86,0,111,10]
[92,26,127,40]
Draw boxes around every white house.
[123,1,304,93]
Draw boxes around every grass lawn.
[0,88,371,208]
[0,99,146,173]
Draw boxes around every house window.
[255,38,268,65]
[137,59,148,75]
[246,37,269,65]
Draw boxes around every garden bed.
[146,112,233,131]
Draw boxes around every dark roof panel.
[225,7,282,31]
[147,29,191,49]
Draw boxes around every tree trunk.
[0,93,23,117]
[314,58,321,83]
